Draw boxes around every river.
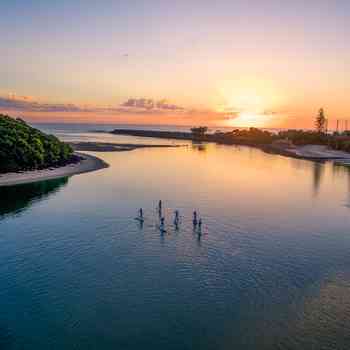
[1,125,350,349]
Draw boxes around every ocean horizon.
[30,121,306,136]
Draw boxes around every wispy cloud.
[0,95,186,115]
[121,98,184,111]
[0,95,88,113]
[0,94,235,125]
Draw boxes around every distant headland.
[110,113,350,163]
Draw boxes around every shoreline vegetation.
[2,109,350,187]
[0,114,73,173]
[110,126,350,163]
[69,142,185,152]
[0,152,108,187]
[0,140,185,187]
[0,114,187,187]
[0,114,109,187]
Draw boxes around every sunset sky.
[1,0,349,128]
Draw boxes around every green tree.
[315,108,327,133]
[190,126,208,138]
[0,114,73,173]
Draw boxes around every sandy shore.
[69,141,185,152]
[0,152,109,187]
[276,145,350,161]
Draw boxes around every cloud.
[157,99,184,111]
[0,95,88,113]
[0,95,186,115]
[120,98,184,111]
[0,94,231,125]
[121,98,155,109]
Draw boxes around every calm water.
[1,127,350,349]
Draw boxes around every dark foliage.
[277,129,328,145]
[328,135,350,153]
[214,127,276,145]
[0,114,73,173]
[0,177,68,219]
[315,108,327,133]
[190,126,208,138]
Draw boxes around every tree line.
[0,114,73,173]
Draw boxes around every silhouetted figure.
[197,218,202,236]
[159,217,167,234]
[158,200,162,217]
[174,210,179,225]
[135,208,144,226]
[193,211,198,226]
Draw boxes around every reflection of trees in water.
[191,141,207,152]
[312,162,350,198]
[312,161,325,196]
[332,162,350,184]
[332,163,350,205]
[0,177,68,219]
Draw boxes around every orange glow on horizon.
[226,112,277,128]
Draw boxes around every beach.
[0,152,108,187]
[0,141,185,188]
[266,144,350,163]
[285,144,350,160]
[110,129,350,163]
[69,141,185,152]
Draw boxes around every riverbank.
[264,144,350,162]
[0,152,109,187]
[111,129,350,163]
[69,141,185,152]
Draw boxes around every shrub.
[0,114,73,173]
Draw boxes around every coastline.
[69,141,185,152]
[2,132,349,189]
[0,152,109,187]
[263,144,350,163]
[110,129,350,163]
[0,141,184,188]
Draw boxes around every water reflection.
[333,163,350,188]
[277,271,350,349]
[312,161,325,196]
[332,163,350,207]
[2,143,350,349]
[0,177,68,220]
[137,219,144,230]
[191,141,208,152]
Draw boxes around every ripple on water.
[1,143,350,349]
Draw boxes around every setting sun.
[226,112,276,128]
[215,78,286,127]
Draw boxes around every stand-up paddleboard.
[159,225,167,233]
[135,217,144,222]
